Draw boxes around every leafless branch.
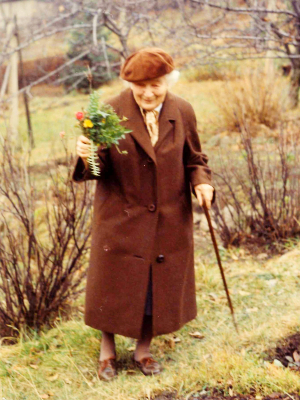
[191,0,297,17]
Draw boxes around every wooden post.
[0,64,11,100]
[14,15,34,148]
[6,17,19,143]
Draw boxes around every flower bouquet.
[75,91,131,176]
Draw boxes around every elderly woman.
[73,48,215,381]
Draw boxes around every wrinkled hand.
[76,135,92,168]
[194,184,214,210]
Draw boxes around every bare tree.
[171,0,300,106]
[0,0,157,113]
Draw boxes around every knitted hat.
[120,48,174,82]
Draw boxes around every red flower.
[59,131,65,138]
[75,111,84,120]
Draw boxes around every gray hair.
[164,70,180,87]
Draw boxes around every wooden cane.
[202,199,239,333]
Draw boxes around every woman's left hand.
[194,184,214,210]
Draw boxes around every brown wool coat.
[72,88,215,340]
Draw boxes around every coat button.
[148,204,156,212]
[156,255,165,263]
[147,157,153,163]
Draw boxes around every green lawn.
[1,243,300,399]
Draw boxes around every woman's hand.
[76,135,92,169]
[194,183,214,210]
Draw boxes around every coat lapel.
[120,89,157,164]
[119,89,178,162]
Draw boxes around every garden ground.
[1,78,300,400]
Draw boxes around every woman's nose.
[143,87,154,98]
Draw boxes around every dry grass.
[213,68,292,133]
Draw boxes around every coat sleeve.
[183,103,216,203]
[72,146,110,183]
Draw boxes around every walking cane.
[202,199,239,333]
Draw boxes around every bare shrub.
[213,68,291,132]
[213,121,300,249]
[0,139,93,337]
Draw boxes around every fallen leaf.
[46,373,58,382]
[229,388,234,397]
[265,361,282,372]
[64,378,72,384]
[246,307,258,313]
[208,292,218,301]
[29,364,38,370]
[293,350,300,362]
[239,290,251,297]
[273,359,284,368]
[189,332,205,339]
[239,249,245,258]
[267,279,277,287]
[231,254,238,261]
[257,253,268,260]
[40,395,49,400]
[285,356,294,363]
[48,393,55,397]
[167,338,175,349]
[128,346,135,351]
[126,369,136,375]
[173,336,181,343]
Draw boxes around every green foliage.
[76,91,131,175]
[81,90,131,148]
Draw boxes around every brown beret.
[120,47,174,82]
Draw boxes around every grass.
[1,242,300,399]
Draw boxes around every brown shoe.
[98,358,117,381]
[133,356,163,376]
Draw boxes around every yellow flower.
[83,119,94,128]
[102,119,106,123]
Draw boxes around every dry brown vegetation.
[213,68,292,134]
[0,138,94,337]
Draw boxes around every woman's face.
[131,76,168,111]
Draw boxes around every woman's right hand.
[76,135,91,168]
